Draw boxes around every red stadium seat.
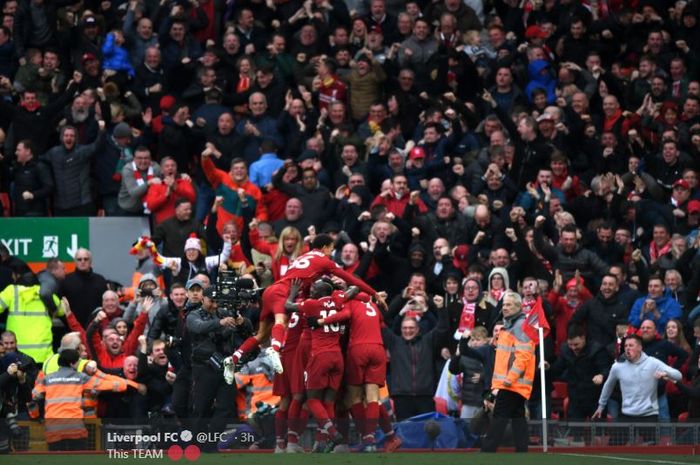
[0,193,10,216]
[551,382,569,420]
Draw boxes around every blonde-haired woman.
[249,221,307,281]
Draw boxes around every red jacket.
[144,177,197,225]
[263,188,289,222]
[546,286,593,356]
[88,311,148,371]
[202,157,268,235]
[370,191,427,218]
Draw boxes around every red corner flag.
[523,296,550,343]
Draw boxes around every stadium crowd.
[1,0,700,454]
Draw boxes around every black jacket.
[549,342,611,411]
[186,307,252,364]
[449,337,487,407]
[10,159,52,216]
[137,352,172,412]
[381,306,449,396]
[61,269,109,328]
[571,292,629,349]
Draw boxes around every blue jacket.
[628,294,682,331]
[235,115,283,166]
[524,59,557,104]
[249,153,284,188]
[101,33,135,77]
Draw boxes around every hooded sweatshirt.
[525,59,557,104]
[598,352,681,417]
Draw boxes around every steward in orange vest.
[31,349,144,451]
[482,291,535,453]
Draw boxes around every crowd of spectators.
[1,0,700,449]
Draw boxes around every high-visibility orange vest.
[32,366,134,443]
[235,373,280,420]
[491,312,536,400]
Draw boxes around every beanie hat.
[112,122,131,139]
[184,234,202,252]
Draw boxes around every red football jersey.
[280,250,377,296]
[298,292,346,354]
[283,310,306,351]
[323,295,384,347]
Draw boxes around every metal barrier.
[528,421,700,447]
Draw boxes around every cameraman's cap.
[202,286,216,298]
[186,278,205,290]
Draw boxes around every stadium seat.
[0,193,10,216]
[550,382,569,420]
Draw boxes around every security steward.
[186,285,252,449]
[482,291,536,453]
[31,349,144,451]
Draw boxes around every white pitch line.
[560,453,700,465]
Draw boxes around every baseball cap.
[369,25,382,34]
[408,147,426,160]
[673,179,690,190]
[525,25,547,39]
[82,52,98,65]
[186,279,204,290]
[688,200,700,214]
[453,245,469,263]
[82,16,97,27]
[160,95,176,112]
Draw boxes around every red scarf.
[649,240,672,262]
[237,75,250,93]
[458,299,476,334]
[490,288,504,302]
[522,297,536,315]
[132,162,154,213]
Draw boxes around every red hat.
[409,147,426,160]
[565,277,581,290]
[81,52,98,65]
[453,245,469,263]
[688,200,700,214]
[673,179,690,190]
[525,25,547,40]
[369,24,383,34]
[160,95,176,112]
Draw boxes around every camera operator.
[124,274,167,326]
[0,351,33,452]
[1,331,39,442]
[187,285,253,449]
[148,282,188,369]
[172,278,206,423]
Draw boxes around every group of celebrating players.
[224,234,402,453]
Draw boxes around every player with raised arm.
[225,234,386,374]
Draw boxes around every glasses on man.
[75,257,90,262]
